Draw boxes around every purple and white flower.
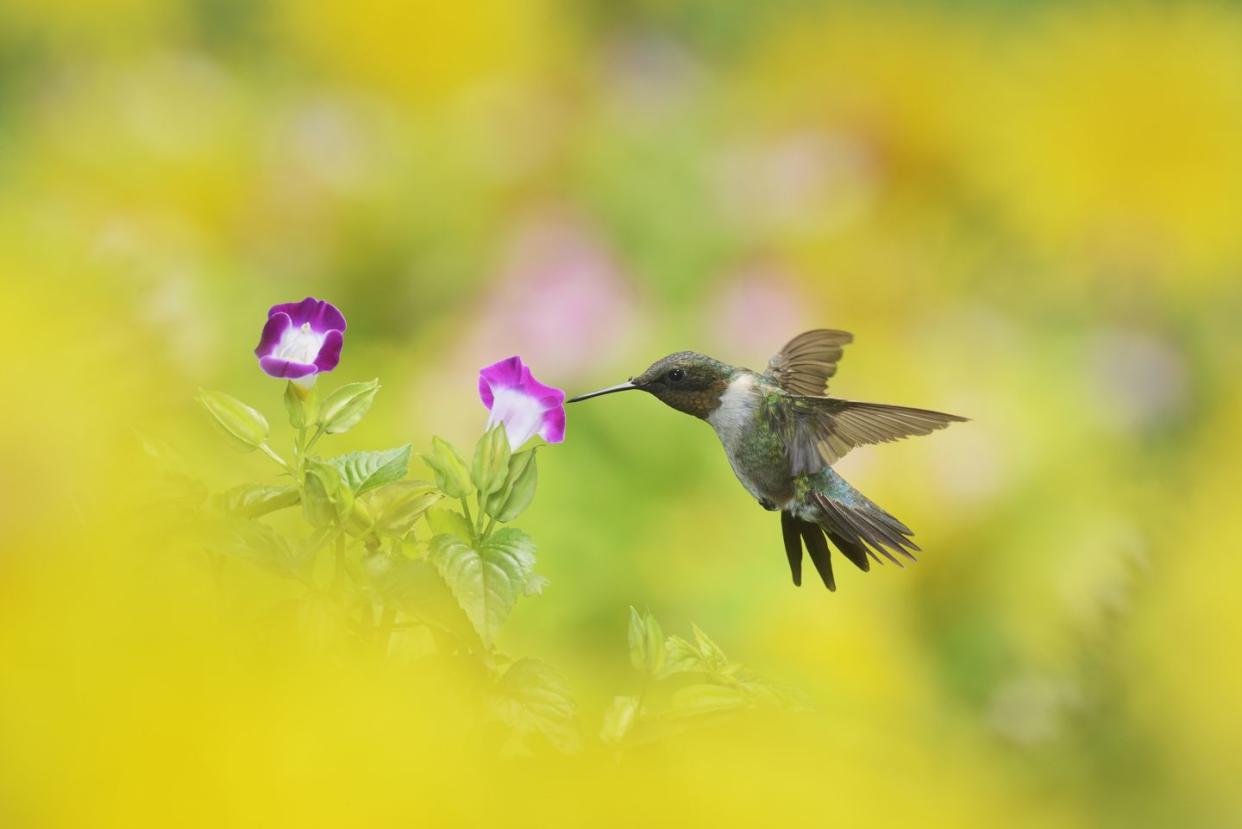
[478,356,566,451]
[255,297,346,387]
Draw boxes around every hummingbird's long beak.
[567,381,638,403]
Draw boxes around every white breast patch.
[707,372,757,443]
[707,373,772,502]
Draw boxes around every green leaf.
[297,526,336,579]
[422,436,474,498]
[733,672,812,710]
[484,450,538,523]
[363,481,441,538]
[428,527,536,647]
[214,484,300,519]
[205,514,297,578]
[319,380,380,434]
[692,624,731,672]
[343,498,373,538]
[663,635,703,676]
[471,425,511,497]
[425,505,474,543]
[325,445,411,496]
[599,695,641,745]
[368,557,480,647]
[492,658,582,754]
[195,389,269,451]
[668,684,750,719]
[302,460,353,527]
[523,573,550,597]
[628,607,666,677]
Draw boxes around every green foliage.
[666,684,751,719]
[326,445,412,496]
[194,369,793,756]
[483,449,538,523]
[283,381,314,429]
[629,606,666,677]
[429,528,537,647]
[471,425,511,497]
[302,460,354,527]
[195,389,269,452]
[319,380,380,434]
[426,504,474,541]
[668,624,731,675]
[205,513,303,580]
[605,607,807,746]
[491,658,582,754]
[362,481,440,539]
[422,436,474,498]
[214,483,300,519]
[599,695,641,745]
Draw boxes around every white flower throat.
[487,386,545,450]
[275,322,325,364]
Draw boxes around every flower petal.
[255,312,293,358]
[268,297,347,334]
[538,406,566,444]
[314,329,344,372]
[259,356,319,379]
[478,356,526,410]
[521,369,566,409]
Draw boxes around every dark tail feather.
[779,511,803,587]
[799,521,835,591]
[780,512,837,590]
[824,529,871,572]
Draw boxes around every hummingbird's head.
[568,351,734,420]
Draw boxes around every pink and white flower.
[478,356,566,451]
[254,297,346,387]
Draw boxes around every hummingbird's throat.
[657,377,734,420]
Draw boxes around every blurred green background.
[2,0,1241,826]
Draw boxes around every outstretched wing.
[774,397,967,475]
[764,329,854,396]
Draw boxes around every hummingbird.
[567,330,967,591]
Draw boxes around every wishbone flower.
[255,297,346,388]
[478,356,566,451]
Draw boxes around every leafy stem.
[474,490,495,540]
[304,424,326,456]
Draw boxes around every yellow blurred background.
[2,0,1241,826]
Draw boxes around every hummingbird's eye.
[668,368,685,383]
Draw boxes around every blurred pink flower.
[713,131,878,235]
[1087,328,1188,433]
[467,212,638,378]
[709,265,808,355]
